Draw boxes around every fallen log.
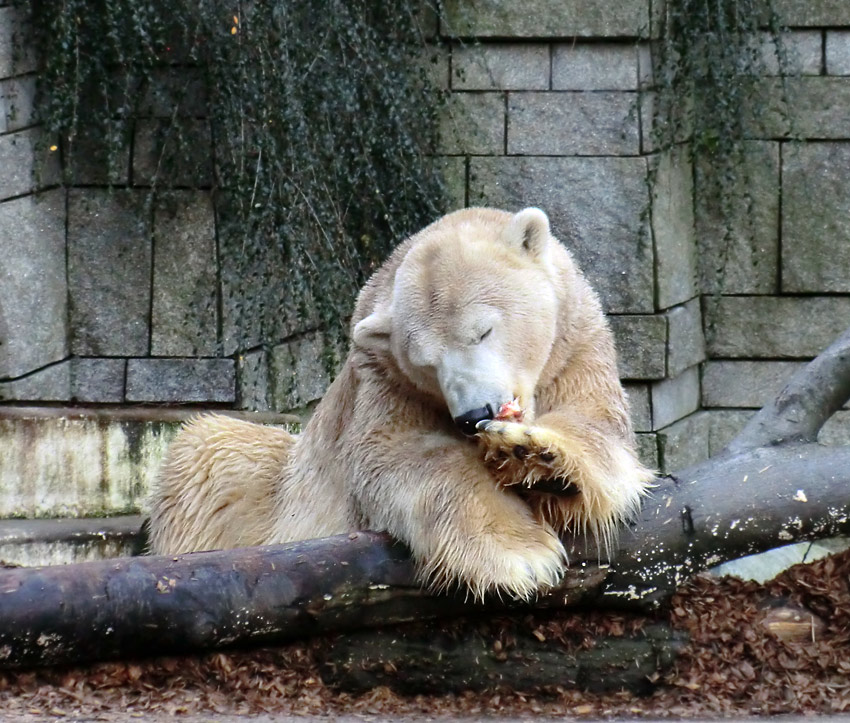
[0,325,846,673]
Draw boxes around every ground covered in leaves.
[1,549,849,719]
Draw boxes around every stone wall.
[1,0,849,475]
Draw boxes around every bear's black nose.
[454,405,494,436]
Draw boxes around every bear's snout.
[453,405,494,436]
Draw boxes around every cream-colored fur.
[148,207,655,600]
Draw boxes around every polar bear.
[148,207,654,600]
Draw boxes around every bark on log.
[0,325,847,671]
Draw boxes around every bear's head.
[354,207,561,435]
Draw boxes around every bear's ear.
[353,309,392,353]
[500,207,551,260]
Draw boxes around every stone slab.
[704,296,850,359]
[635,432,658,470]
[271,332,338,412]
[623,382,651,432]
[745,77,850,140]
[151,191,218,356]
[0,190,67,378]
[238,348,270,412]
[68,190,151,356]
[652,149,697,309]
[651,366,700,430]
[0,127,60,200]
[139,67,207,117]
[0,4,37,79]
[552,44,640,90]
[772,0,850,26]
[782,143,850,293]
[666,298,705,378]
[452,43,549,91]
[759,31,822,76]
[695,141,780,295]
[508,92,639,156]
[469,156,654,313]
[608,315,667,380]
[706,409,752,456]
[126,358,235,403]
[702,360,804,409]
[133,118,213,186]
[827,31,850,75]
[0,72,34,133]
[71,358,126,404]
[0,361,70,401]
[657,411,711,473]
[437,92,504,155]
[66,119,131,185]
[438,155,467,210]
[821,410,850,446]
[441,0,650,38]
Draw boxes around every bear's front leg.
[350,433,567,600]
[476,413,653,550]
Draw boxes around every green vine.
[31,0,447,380]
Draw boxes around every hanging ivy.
[31,0,448,367]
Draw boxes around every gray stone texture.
[695,141,780,295]
[469,156,654,313]
[238,349,270,412]
[745,78,850,140]
[608,314,667,380]
[623,383,651,432]
[635,433,658,470]
[70,358,126,403]
[0,190,67,378]
[651,366,700,430]
[657,411,711,473]
[782,143,850,293]
[552,44,639,90]
[271,333,336,411]
[442,0,650,38]
[702,361,804,409]
[438,155,467,210]
[151,191,218,356]
[821,411,850,447]
[772,0,850,26]
[0,73,35,133]
[414,45,449,91]
[0,128,60,200]
[759,31,822,76]
[126,358,235,403]
[666,298,705,378]
[0,4,37,79]
[68,190,152,356]
[452,44,549,91]
[508,92,639,156]
[0,361,70,402]
[826,31,850,75]
[437,92,504,155]
[66,120,131,186]
[652,149,697,309]
[708,409,850,454]
[705,296,850,358]
[133,119,213,187]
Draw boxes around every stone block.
[702,361,804,409]
[695,141,780,295]
[821,411,850,446]
[827,31,850,75]
[133,119,213,186]
[552,44,639,90]
[508,92,639,156]
[0,128,60,200]
[271,332,339,411]
[68,190,152,356]
[782,143,850,293]
[706,409,751,456]
[0,190,67,378]
[70,358,126,403]
[414,44,449,91]
[237,349,270,412]
[623,383,651,432]
[651,149,697,309]
[666,298,705,378]
[452,43,549,91]
[0,361,70,402]
[608,315,667,380]
[0,4,37,79]
[469,156,654,313]
[126,358,235,403]
[657,411,711,473]
[441,0,650,38]
[745,77,850,140]
[151,192,218,356]
[139,67,207,117]
[651,366,700,429]
[772,0,850,26]
[66,119,131,186]
[0,73,35,133]
[635,432,658,470]
[705,296,850,359]
[640,90,693,154]
[758,31,822,76]
[438,92,504,155]
[437,155,467,210]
